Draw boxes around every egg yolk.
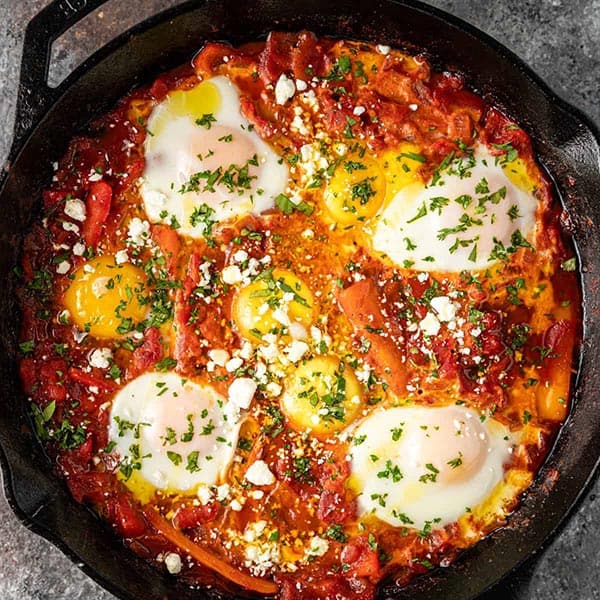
[281,356,363,437]
[324,153,386,223]
[502,157,536,193]
[381,142,426,199]
[147,80,221,142]
[63,255,148,338]
[232,269,314,340]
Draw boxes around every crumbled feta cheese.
[88,169,103,182]
[376,44,391,55]
[244,520,268,542]
[286,340,309,363]
[228,377,257,410]
[164,552,182,574]
[430,296,458,323]
[91,276,110,297]
[88,347,112,369]
[216,483,230,501]
[56,261,70,274]
[288,322,308,340]
[417,272,429,283]
[419,312,441,337]
[62,221,79,233]
[307,537,329,557]
[208,349,229,367]
[290,115,309,136]
[272,307,291,326]
[233,249,248,263]
[353,105,366,116]
[197,485,213,505]
[115,249,129,264]
[265,382,282,397]
[408,103,419,111]
[239,342,253,360]
[127,217,150,245]
[226,357,243,372]
[72,242,86,256]
[222,265,243,285]
[245,460,275,486]
[64,198,86,222]
[230,499,243,511]
[295,79,308,91]
[275,73,296,105]
[302,89,318,110]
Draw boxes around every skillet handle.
[14,0,109,147]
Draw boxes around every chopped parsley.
[195,113,217,129]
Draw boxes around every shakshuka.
[17,32,580,598]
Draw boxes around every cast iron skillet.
[1,0,599,598]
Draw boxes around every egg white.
[141,76,288,238]
[372,145,537,271]
[348,405,514,530]
[108,371,241,493]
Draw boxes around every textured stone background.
[0,0,598,598]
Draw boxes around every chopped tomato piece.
[172,503,218,530]
[82,181,112,248]
[151,224,181,277]
[339,279,408,393]
[105,494,147,538]
[341,536,381,581]
[128,327,163,379]
[68,367,117,392]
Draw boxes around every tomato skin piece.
[105,494,147,538]
[127,327,163,380]
[340,537,382,581]
[150,224,180,277]
[483,107,531,156]
[82,181,112,248]
[149,78,169,101]
[258,31,327,85]
[68,367,117,392]
[317,490,355,524]
[172,503,219,530]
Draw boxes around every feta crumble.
[88,347,112,369]
[245,460,275,486]
[275,74,296,105]
[64,198,86,222]
[164,552,182,574]
[228,377,257,410]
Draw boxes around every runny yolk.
[147,80,221,141]
[62,255,148,339]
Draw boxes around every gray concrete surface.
[0,0,598,598]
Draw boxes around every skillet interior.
[1,1,599,598]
